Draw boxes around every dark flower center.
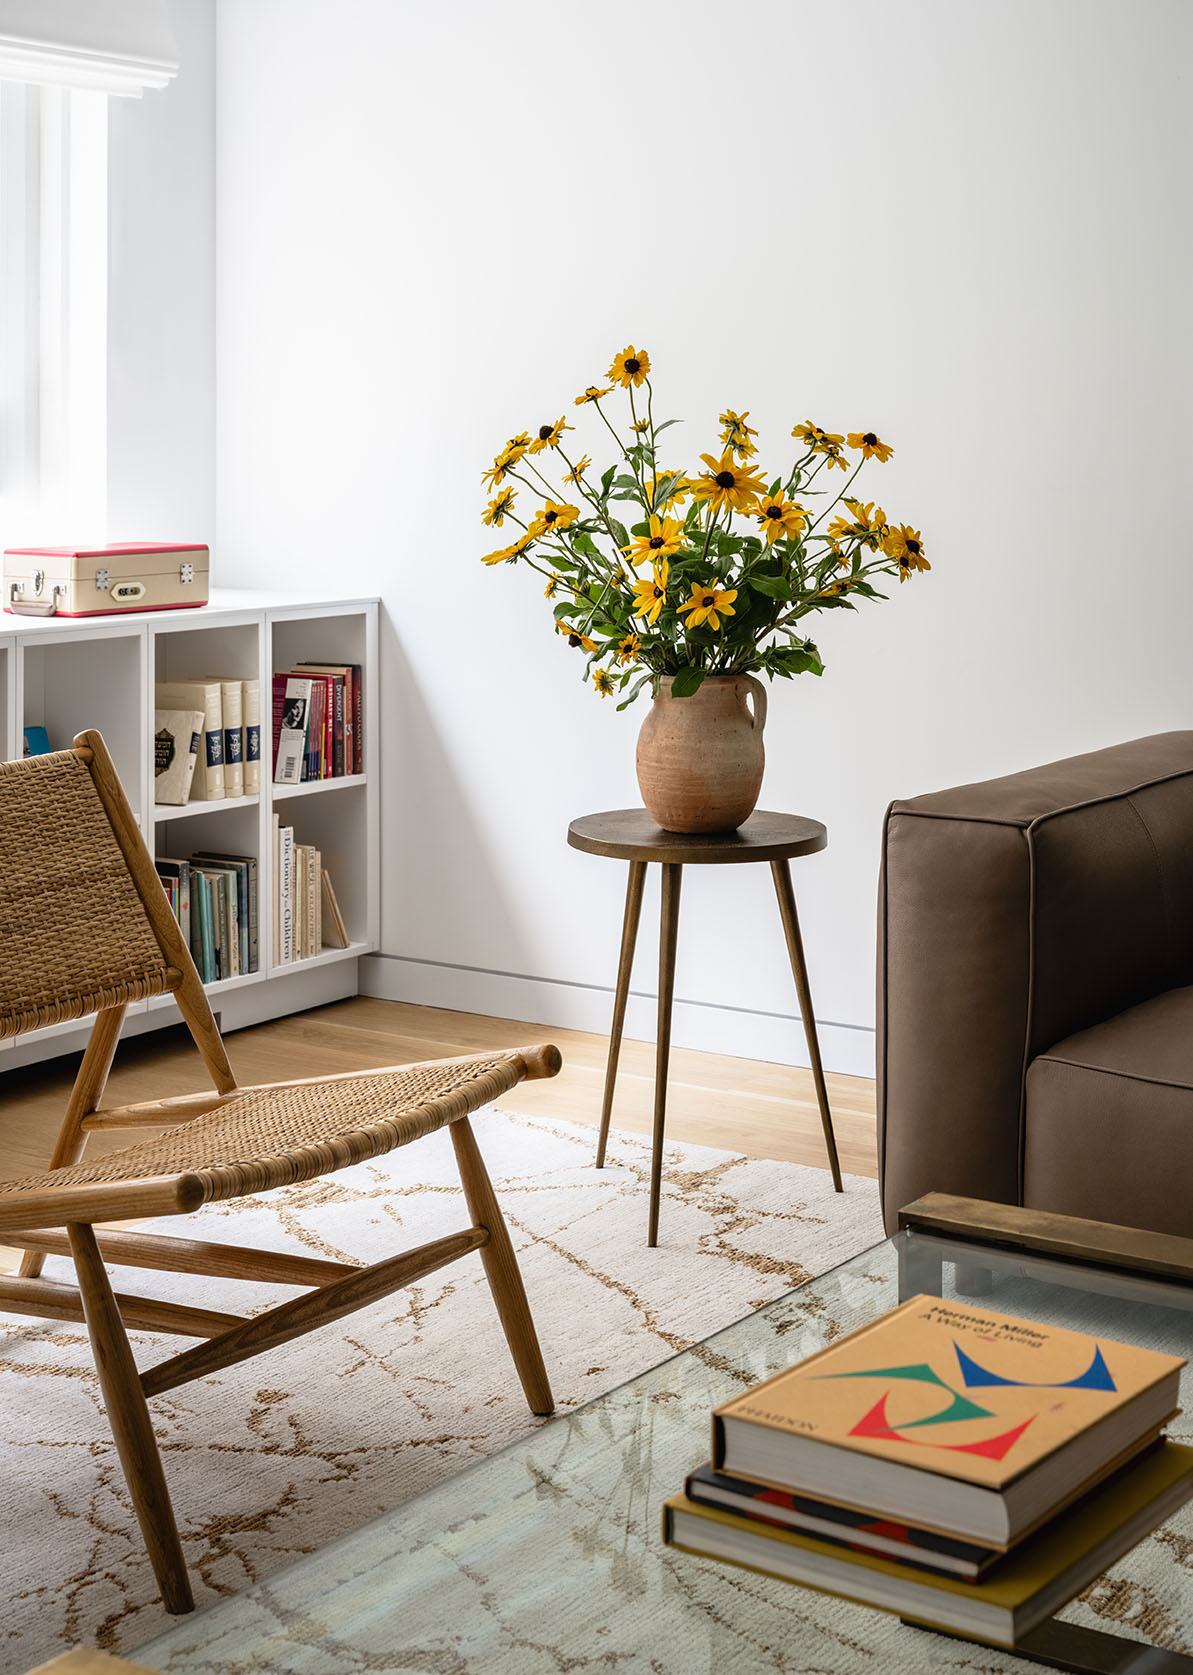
[649,536,664,549]
[906,539,921,555]
[539,425,553,441]
[625,357,641,374]
[863,432,877,446]
[544,511,557,524]
[715,471,736,488]
[765,506,781,520]
[652,587,663,599]
[568,632,582,645]
[702,594,715,607]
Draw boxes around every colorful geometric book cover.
[714,1294,1185,1488]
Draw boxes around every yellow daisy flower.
[630,418,651,434]
[691,451,767,516]
[482,486,517,527]
[756,495,806,545]
[543,573,561,599]
[557,621,597,651]
[630,560,669,625]
[615,632,641,664]
[529,501,581,537]
[481,533,533,566]
[625,515,685,566]
[847,430,894,463]
[828,499,888,551]
[528,416,573,454]
[592,668,616,697]
[480,432,532,489]
[719,409,758,459]
[575,385,612,405]
[677,584,738,631]
[607,344,651,388]
[565,453,592,485]
[883,524,930,582]
[645,468,692,510]
[791,421,848,471]
[819,577,852,598]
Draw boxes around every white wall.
[213,0,1192,1076]
[107,0,214,536]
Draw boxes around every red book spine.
[353,666,363,774]
[332,677,345,776]
[323,676,334,778]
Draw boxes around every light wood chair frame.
[0,731,558,1615]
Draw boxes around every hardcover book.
[243,678,261,794]
[713,1294,1185,1546]
[157,680,224,800]
[683,1463,997,1579]
[274,677,313,786]
[664,1441,1193,1650]
[152,708,204,805]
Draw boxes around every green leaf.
[653,418,683,435]
[608,518,630,550]
[612,475,639,494]
[615,671,654,711]
[747,572,790,598]
[571,531,599,555]
[600,465,616,496]
[769,479,782,498]
[630,521,649,537]
[669,666,706,698]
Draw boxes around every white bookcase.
[0,588,380,1069]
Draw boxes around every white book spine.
[243,679,261,795]
[280,825,295,963]
[271,813,280,967]
[220,680,244,798]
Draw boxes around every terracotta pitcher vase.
[635,674,767,833]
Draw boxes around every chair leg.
[67,1222,194,1614]
[21,1005,126,1279]
[449,1116,554,1416]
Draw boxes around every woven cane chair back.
[0,748,178,1038]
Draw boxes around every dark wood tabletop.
[567,809,827,866]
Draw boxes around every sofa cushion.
[1025,986,1193,1238]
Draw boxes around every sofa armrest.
[877,732,1193,1232]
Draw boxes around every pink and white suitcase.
[3,543,210,617]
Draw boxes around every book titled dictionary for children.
[712,1294,1184,1547]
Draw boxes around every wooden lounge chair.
[0,730,558,1613]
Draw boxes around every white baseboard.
[361,954,876,1079]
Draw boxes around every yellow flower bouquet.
[481,343,928,708]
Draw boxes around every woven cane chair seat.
[0,1052,524,1210]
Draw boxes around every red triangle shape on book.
[849,1392,1035,1459]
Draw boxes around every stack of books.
[154,677,261,805]
[270,813,350,964]
[663,1294,1193,1647]
[272,662,362,785]
[155,852,259,982]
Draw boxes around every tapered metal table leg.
[595,861,646,1168]
[771,858,843,1191]
[649,863,682,1247]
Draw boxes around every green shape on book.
[819,1361,995,1427]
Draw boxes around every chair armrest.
[878,732,1193,1232]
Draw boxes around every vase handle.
[742,675,767,732]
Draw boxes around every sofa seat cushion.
[1025,986,1193,1238]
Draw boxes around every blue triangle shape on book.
[953,1341,1116,1392]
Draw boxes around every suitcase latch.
[180,562,195,584]
[95,568,110,590]
[110,580,146,603]
[32,567,44,596]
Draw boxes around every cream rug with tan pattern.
[0,1108,882,1673]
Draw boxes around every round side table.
[568,809,843,1246]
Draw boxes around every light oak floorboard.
[0,997,878,1274]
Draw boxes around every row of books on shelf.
[662,1292,1193,1648]
[156,837,350,983]
[154,678,260,805]
[271,814,350,964]
[272,664,363,785]
[156,853,260,982]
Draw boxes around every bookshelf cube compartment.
[271,780,367,964]
[20,632,144,816]
[155,801,263,989]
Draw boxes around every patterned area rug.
[0,1108,883,1672]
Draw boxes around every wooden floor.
[0,996,879,1272]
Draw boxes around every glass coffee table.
[137,1196,1193,1674]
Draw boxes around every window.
[0,80,108,540]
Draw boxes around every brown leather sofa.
[877,732,1193,1237]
